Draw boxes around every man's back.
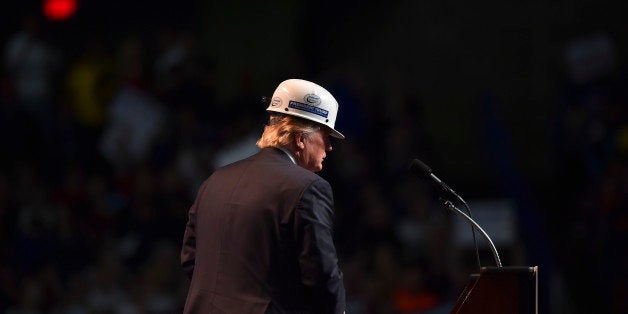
[181,147,345,313]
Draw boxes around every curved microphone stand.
[443,200,502,267]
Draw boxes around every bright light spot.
[43,0,78,21]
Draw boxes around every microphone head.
[409,159,433,179]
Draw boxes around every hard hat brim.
[329,128,345,139]
[268,109,345,139]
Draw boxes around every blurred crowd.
[0,12,626,314]
[553,33,628,313]
[0,15,456,314]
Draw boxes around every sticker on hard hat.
[288,100,329,118]
[271,97,282,107]
[304,94,321,105]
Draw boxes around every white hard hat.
[266,79,345,139]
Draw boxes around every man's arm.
[181,180,208,280]
[296,178,346,314]
[181,200,197,280]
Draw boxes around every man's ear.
[294,133,305,149]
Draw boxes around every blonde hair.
[256,114,320,149]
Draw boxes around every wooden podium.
[451,266,538,314]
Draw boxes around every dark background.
[1,0,626,313]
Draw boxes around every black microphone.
[409,159,459,199]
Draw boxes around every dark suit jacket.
[181,147,345,313]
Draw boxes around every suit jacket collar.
[261,147,296,165]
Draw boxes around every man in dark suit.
[181,79,346,313]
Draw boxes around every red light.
[43,0,77,21]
